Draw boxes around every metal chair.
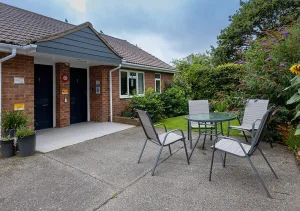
[228,99,269,142]
[209,107,278,198]
[135,109,190,176]
[189,100,217,149]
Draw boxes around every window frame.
[155,73,161,93]
[119,70,145,98]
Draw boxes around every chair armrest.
[212,136,249,156]
[251,119,261,137]
[154,123,167,132]
[161,129,185,145]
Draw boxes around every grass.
[156,115,243,137]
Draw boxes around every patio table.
[186,112,237,159]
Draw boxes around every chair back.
[189,100,209,115]
[243,99,269,128]
[135,109,161,145]
[248,107,273,155]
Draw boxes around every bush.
[285,127,300,159]
[127,88,165,122]
[15,127,35,138]
[2,111,28,130]
[160,85,188,117]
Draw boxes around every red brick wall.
[55,63,70,127]
[0,53,34,128]
[111,69,174,117]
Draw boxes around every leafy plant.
[2,111,28,130]
[1,135,13,141]
[285,127,300,158]
[15,127,35,138]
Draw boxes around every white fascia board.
[121,61,177,74]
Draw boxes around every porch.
[36,122,134,152]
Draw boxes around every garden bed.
[113,116,140,126]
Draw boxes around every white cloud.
[112,32,187,63]
[63,0,87,13]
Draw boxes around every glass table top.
[185,112,237,122]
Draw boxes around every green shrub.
[127,88,165,122]
[2,111,28,130]
[160,85,188,117]
[15,127,35,138]
[285,127,300,154]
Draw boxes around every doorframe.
[53,64,56,127]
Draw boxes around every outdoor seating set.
[135,99,278,198]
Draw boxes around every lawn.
[156,115,243,137]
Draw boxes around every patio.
[36,122,134,152]
[0,127,299,210]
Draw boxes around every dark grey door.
[70,68,87,124]
[34,64,53,130]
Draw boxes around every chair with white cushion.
[189,100,217,149]
[209,106,278,198]
[228,99,269,142]
[135,109,190,176]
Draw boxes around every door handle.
[42,104,48,107]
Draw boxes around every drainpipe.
[0,43,37,136]
[109,64,122,122]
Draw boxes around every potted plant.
[15,127,36,157]
[2,111,28,137]
[0,135,15,158]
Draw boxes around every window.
[155,73,161,93]
[120,70,144,98]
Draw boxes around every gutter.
[0,43,37,136]
[121,61,177,74]
[109,64,122,122]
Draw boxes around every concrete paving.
[0,127,299,211]
[36,122,134,152]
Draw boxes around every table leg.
[188,120,192,149]
[220,121,224,136]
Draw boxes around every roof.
[0,3,175,71]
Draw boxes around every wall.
[1,53,34,127]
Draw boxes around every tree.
[211,0,300,65]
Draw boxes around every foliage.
[160,85,189,117]
[1,135,13,141]
[2,111,28,130]
[127,88,165,122]
[285,126,300,159]
[15,127,35,138]
[211,0,300,65]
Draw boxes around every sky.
[2,0,240,64]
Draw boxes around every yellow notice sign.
[62,89,69,95]
[14,103,25,111]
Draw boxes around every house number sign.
[61,73,69,82]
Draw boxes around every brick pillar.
[89,66,113,122]
[56,63,70,127]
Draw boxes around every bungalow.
[0,3,176,132]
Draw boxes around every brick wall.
[0,53,34,128]
[111,69,174,117]
[55,63,70,127]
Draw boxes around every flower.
[290,64,300,74]
[283,32,289,38]
[279,62,286,67]
[265,58,272,62]
[265,49,271,53]
[298,151,300,157]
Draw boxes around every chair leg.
[151,145,164,176]
[138,139,148,164]
[227,128,230,137]
[246,156,272,198]
[183,140,190,165]
[222,152,227,168]
[209,148,216,181]
[242,131,249,142]
[210,127,213,140]
[168,145,172,156]
[202,135,206,150]
[258,147,278,179]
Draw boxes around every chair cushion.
[191,121,215,129]
[230,123,259,131]
[214,138,251,157]
[159,133,183,145]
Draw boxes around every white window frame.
[155,73,161,93]
[119,70,145,98]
